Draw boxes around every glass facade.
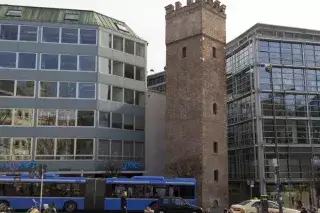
[228,34,320,206]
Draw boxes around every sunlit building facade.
[0,4,147,175]
[227,23,320,206]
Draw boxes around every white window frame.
[97,111,111,128]
[110,112,123,129]
[9,137,33,161]
[0,108,13,126]
[74,138,95,160]
[18,25,39,43]
[36,109,58,126]
[76,110,96,128]
[34,138,56,159]
[12,108,34,127]
[78,55,97,72]
[38,81,59,98]
[57,81,78,99]
[0,24,19,41]
[41,26,61,43]
[0,51,18,69]
[17,52,37,70]
[79,29,97,46]
[97,138,111,160]
[59,54,78,71]
[98,83,112,101]
[0,79,36,98]
[60,27,79,44]
[77,82,96,99]
[56,109,77,127]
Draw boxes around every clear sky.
[0,0,318,74]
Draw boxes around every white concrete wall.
[145,90,166,176]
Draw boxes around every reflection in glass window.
[123,141,134,160]
[124,89,134,104]
[42,27,60,43]
[60,55,77,70]
[79,29,96,45]
[77,110,94,126]
[112,87,123,102]
[135,116,145,131]
[75,139,94,159]
[56,139,75,160]
[78,83,95,99]
[59,82,76,98]
[0,80,14,96]
[125,39,134,55]
[98,84,111,101]
[99,111,110,128]
[0,25,18,40]
[113,61,123,77]
[135,142,144,159]
[79,56,96,71]
[112,113,122,129]
[0,138,11,160]
[12,138,32,160]
[40,82,58,97]
[61,28,78,44]
[36,138,55,159]
[135,91,145,106]
[13,109,33,126]
[111,140,122,158]
[0,109,13,125]
[98,139,110,159]
[136,43,145,57]
[113,36,123,51]
[123,114,134,130]
[18,53,36,69]
[135,67,145,81]
[0,52,17,68]
[124,64,134,79]
[57,110,76,126]
[19,26,38,41]
[37,109,57,126]
[41,54,59,70]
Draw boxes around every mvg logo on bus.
[122,161,141,170]
[0,161,38,170]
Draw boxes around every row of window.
[0,25,146,58]
[0,109,145,130]
[0,52,96,71]
[0,138,144,161]
[0,80,146,106]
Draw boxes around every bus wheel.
[0,200,9,210]
[64,201,77,212]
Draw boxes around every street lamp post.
[247,180,254,198]
[265,64,283,213]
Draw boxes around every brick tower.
[165,0,228,209]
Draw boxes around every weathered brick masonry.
[165,0,228,209]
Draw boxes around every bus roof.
[0,176,86,183]
[106,176,196,185]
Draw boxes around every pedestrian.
[121,191,128,213]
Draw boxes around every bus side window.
[179,186,194,199]
[105,184,113,197]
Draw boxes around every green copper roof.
[0,4,142,39]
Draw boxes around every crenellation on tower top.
[164,0,226,16]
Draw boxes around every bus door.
[84,178,105,211]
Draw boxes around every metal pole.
[266,64,283,213]
[39,167,44,212]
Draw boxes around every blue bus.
[0,175,196,212]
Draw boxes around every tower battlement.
[165,0,226,16]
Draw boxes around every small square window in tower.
[213,142,218,153]
[213,170,219,181]
[182,47,187,58]
[212,47,217,58]
[212,103,217,114]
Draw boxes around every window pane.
[59,82,76,98]
[76,139,94,156]
[18,53,36,69]
[123,141,134,158]
[112,87,123,102]
[113,36,123,51]
[0,109,13,125]
[98,84,111,100]
[57,109,76,126]
[38,109,56,126]
[0,25,18,40]
[0,52,16,68]
[113,61,123,77]
[13,109,33,126]
[99,111,110,128]
[0,80,14,96]
[124,114,134,130]
[40,82,58,97]
[125,39,134,54]
[19,26,38,42]
[112,113,122,129]
[111,140,122,157]
[56,139,75,157]
[135,67,145,81]
[135,91,145,106]
[124,64,134,79]
[61,28,78,44]
[135,116,145,131]
[124,89,134,104]
[42,27,59,43]
[79,56,96,71]
[0,138,11,160]
[78,83,95,99]
[135,142,144,159]
[60,55,77,70]
[136,43,145,57]
[41,54,58,70]
[77,110,94,126]
[98,139,110,157]
[99,57,110,74]
[16,81,35,97]
[36,138,55,156]
[12,138,32,160]
[79,29,96,45]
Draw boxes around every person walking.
[121,191,128,213]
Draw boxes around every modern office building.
[147,71,166,93]
[0,4,147,176]
[227,23,320,206]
